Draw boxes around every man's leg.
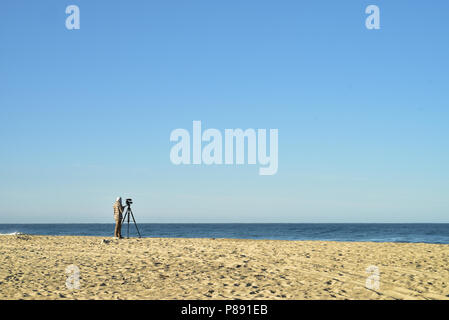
[114,220,119,237]
[118,219,122,238]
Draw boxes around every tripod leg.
[127,211,130,238]
[129,210,142,238]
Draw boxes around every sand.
[0,235,448,300]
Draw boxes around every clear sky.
[1,1,448,223]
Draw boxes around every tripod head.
[125,198,133,207]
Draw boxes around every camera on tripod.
[121,198,141,238]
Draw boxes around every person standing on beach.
[113,197,124,238]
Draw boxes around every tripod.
[121,205,142,238]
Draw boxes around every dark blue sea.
[1,224,449,244]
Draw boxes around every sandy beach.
[0,235,448,300]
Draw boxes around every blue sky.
[0,0,448,223]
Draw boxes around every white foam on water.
[0,232,25,235]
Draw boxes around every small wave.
[0,232,25,236]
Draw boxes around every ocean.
[1,223,449,244]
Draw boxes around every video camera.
[126,198,133,206]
